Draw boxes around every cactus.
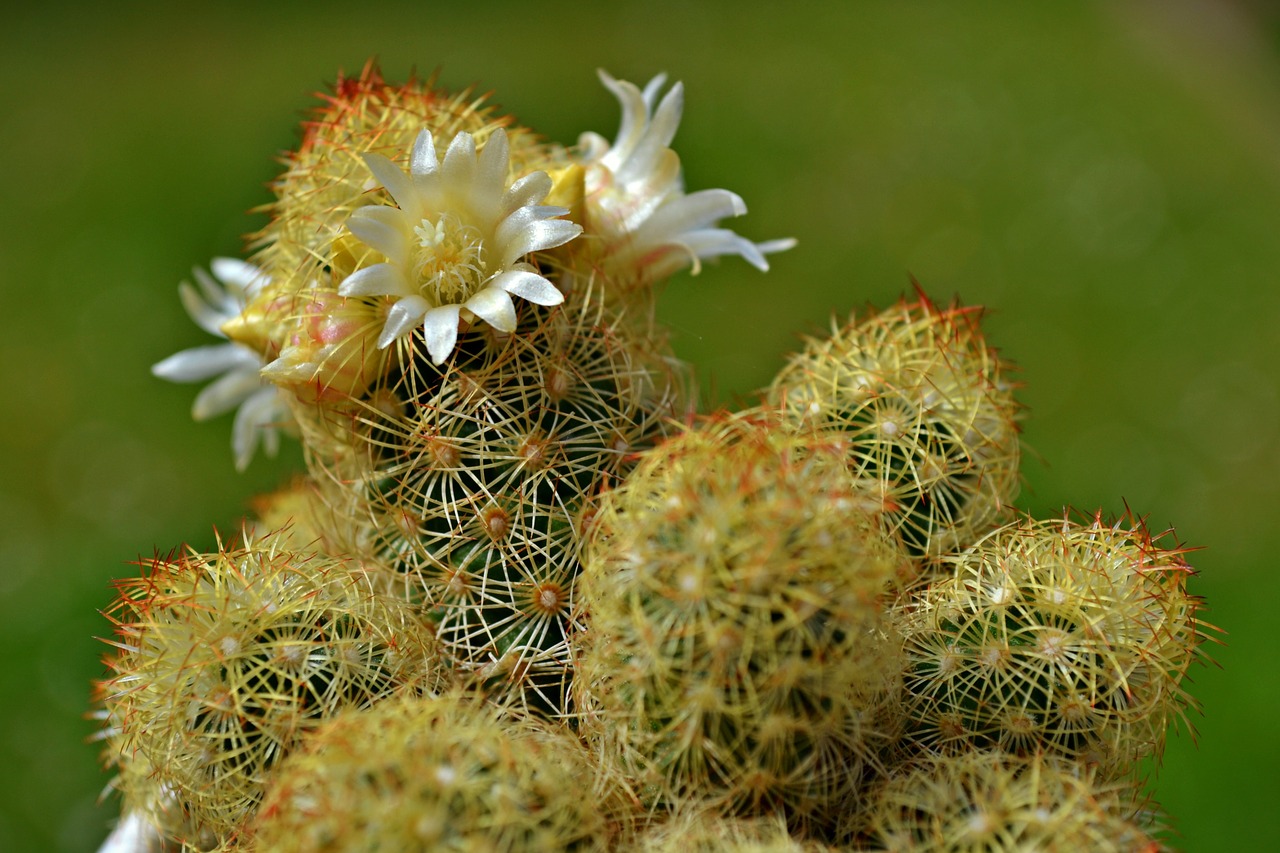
[92,65,1220,853]
[251,690,622,852]
[845,751,1164,852]
[892,511,1214,776]
[93,529,445,847]
[767,292,1022,562]
[573,413,907,830]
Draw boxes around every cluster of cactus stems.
[93,63,1218,852]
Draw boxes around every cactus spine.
[633,809,834,852]
[220,66,690,716]
[96,65,1220,853]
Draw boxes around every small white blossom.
[339,127,581,364]
[151,259,289,471]
[96,810,164,853]
[579,69,795,281]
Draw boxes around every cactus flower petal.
[580,70,794,282]
[492,269,564,306]
[422,303,462,364]
[153,259,292,470]
[343,128,582,362]
[380,295,431,349]
[463,286,517,333]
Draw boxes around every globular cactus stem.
[767,290,1022,564]
[252,689,624,852]
[92,529,446,849]
[846,751,1165,852]
[892,510,1217,778]
[573,412,909,832]
[102,63,1220,853]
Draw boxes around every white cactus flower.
[339,127,582,364]
[151,259,289,471]
[579,69,795,281]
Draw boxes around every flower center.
[412,213,488,304]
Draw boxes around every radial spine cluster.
[251,691,619,852]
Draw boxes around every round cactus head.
[894,510,1214,776]
[93,529,445,846]
[252,690,620,852]
[289,285,687,717]
[847,751,1164,852]
[574,412,909,829]
[634,808,830,852]
[768,290,1022,562]
[255,62,552,275]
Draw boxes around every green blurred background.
[3,0,1276,848]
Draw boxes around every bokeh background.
[3,0,1276,849]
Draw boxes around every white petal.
[339,263,410,298]
[362,152,415,211]
[680,229,770,271]
[644,188,747,236]
[347,206,410,260]
[615,81,683,186]
[491,270,564,306]
[755,238,798,256]
[191,265,229,307]
[682,233,796,272]
[464,286,517,332]
[503,171,553,215]
[153,344,258,382]
[409,129,440,176]
[499,218,583,265]
[641,74,669,111]
[260,420,282,460]
[577,130,611,163]
[606,152,681,233]
[475,128,510,203]
[178,281,232,337]
[494,204,568,255]
[210,257,268,297]
[231,387,284,471]
[192,368,263,420]
[441,132,478,192]
[379,295,431,348]
[422,303,462,364]
[597,70,647,172]
[97,811,163,853]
